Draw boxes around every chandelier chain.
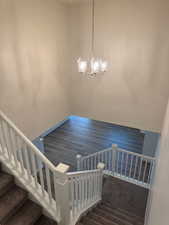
[91,0,95,56]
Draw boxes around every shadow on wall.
[141,130,160,157]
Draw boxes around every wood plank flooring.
[43,116,148,219]
[44,116,144,171]
[102,175,148,218]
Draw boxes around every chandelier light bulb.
[91,58,100,74]
[77,58,87,73]
[100,60,108,72]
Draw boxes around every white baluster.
[108,150,111,172]
[70,177,75,219]
[30,151,38,187]
[79,176,82,210]
[75,177,79,213]
[88,173,92,203]
[9,128,18,168]
[121,151,124,175]
[147,160,153,184]
[138,157,143,181]
[125,153,129,177]
[0,120,6,155]
[37,158,45,195]
[87,158,90,170]
[129,154,134,178]
[93,156,95,169]
[112,144,118,175]
[1,121,11,159]
[81,175,85,209]
[16,135,25,174]
[76,154,82,171]
[142,159,148,183]
[23,144,32,181]
[134,155,138,179]
[45,165,52,203]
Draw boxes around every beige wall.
[0,0,70,139]
[147,99,169,225]
[1,0,169,139]
[68,0,169,132]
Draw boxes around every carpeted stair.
[77,201,144,225]
[0,165,57,225]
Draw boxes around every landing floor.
[44,116,144,170]
[102,176,148,218]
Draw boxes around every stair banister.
[67,164,104,225]
[0,110,156,225]
[77,143,156,189]
[0,111,57,173]
[0,110,68,222]
[0,110,106,225]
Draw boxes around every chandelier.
[77,0,108,77]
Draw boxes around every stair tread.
[0,172,13,197]
[89,211,119,225]
[6,200,42,225]
[101,206,133,223]
[83,217,104,225]
[100,203,144,224]
[0,185,27,223]
[94,207,133,225]
[78,201,145,225]
[34,215,57,225]
[116,207,144,221]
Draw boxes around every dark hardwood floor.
[44,115,144,170]
[102,175,148,218]
[43,116,148,219]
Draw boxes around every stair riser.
[1,196,28,224]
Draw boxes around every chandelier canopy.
[77,0,108,77]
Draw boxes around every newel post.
[76,154,82,171]
[97,162,105,199]
[112,144,118,174]
[55,163,70,225]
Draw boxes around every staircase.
[76,202,144,225]
[0,164,57,225]
[0,111,154,225]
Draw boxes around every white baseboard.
[40,117,69,138]
[32,117,69,152]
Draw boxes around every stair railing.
[67,164,104,225]
[0,111,65,223]
[76,144,156,189]
[0,111,105,225]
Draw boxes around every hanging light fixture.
[77,0,108,77]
